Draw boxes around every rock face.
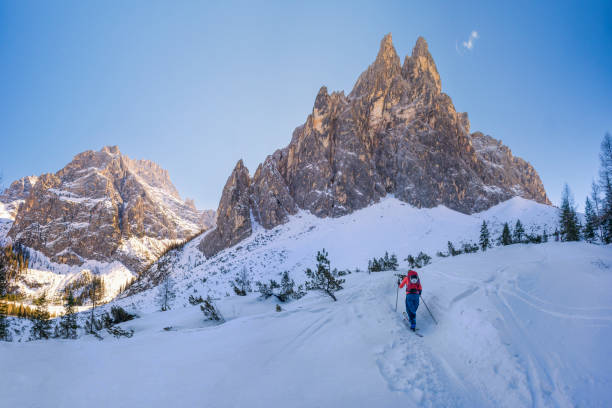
[199,34,549,257]
[8,146,214,271]
[0,176,39,218]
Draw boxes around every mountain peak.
[349,33,401,99]
[100,145,121,155]
[375,33,399,65]
[412,36,430,57]
[402,36,441,94]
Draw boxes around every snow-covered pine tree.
[30,293,52,340]
[479,221,491,251]
[559,184,581,241]
[305,249,344,301]
[56,291,78,339]
[156,274,176,311]
[583,197,597,243]
[500,222,512,246]
[513,220,525,243]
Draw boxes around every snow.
[1,197,610,407]
[2,242,611,407]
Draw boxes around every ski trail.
[491,287,574,407]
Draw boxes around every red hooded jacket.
[399,270,422,295]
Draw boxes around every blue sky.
[1,0,610,210]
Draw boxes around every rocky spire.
[198,160,253,257]
[349,33,402,99]
[402,36,441,94]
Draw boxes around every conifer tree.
[305,249,344,301]
[598,133,612,243]
[388,254,399,271]
[583,197,597,243]
[479,221,491,251]
[513,220,525,243]
[30,293,52,340]
[156,274,176,311]
[56,291,78,339]
[500,223,512,246]
[559,184,581,241]
[590,182,604,242]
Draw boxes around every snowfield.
[1,197,611,407]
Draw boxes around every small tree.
[404,255,417,269]
[30,293,52,340]
[232,266,252,296]
[447,241,461,256]
[305,249,344,301]
[200,296,223,322]
[500,223,512,246]
[479,221,491,251]
[583,197,597,243]
[156,275,176,311]
[416,252,431,267]
[56,291,78,339]
[559,184,581,241]
[513,220,525,243]
[388,254,399,271]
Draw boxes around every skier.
[399,270,422,331]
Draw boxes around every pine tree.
[56,291,78,339]
[583,197,597,243]
[598,133,612,243]
[559,184,581,241]
[30,293,52,340]
[156,274,176,311]
[305,249,344,301]
[479,221,491,251]
[500,223,512,246]
[590,182,604,242]
[513,220,525,243]
[388,254,399,271]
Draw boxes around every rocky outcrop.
[199,160,252,257]
[0,176,39,218]
[8,146,213,271]
[199,34,550,258]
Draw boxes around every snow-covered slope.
[126,196,559,308]
[3,241,610,407]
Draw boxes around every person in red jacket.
[399,270,422,331]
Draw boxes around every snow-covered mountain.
[200,34,549,258]
[6,146,214,270]
[0,146,216,302]
[3,197,610,407]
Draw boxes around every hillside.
[3,239,610,407]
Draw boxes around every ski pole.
[395,280,399,312]
[420,295,438,325]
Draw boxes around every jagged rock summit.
[198,34,549,257]
[8,146,215,271]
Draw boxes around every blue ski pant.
[405,293,420,328]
